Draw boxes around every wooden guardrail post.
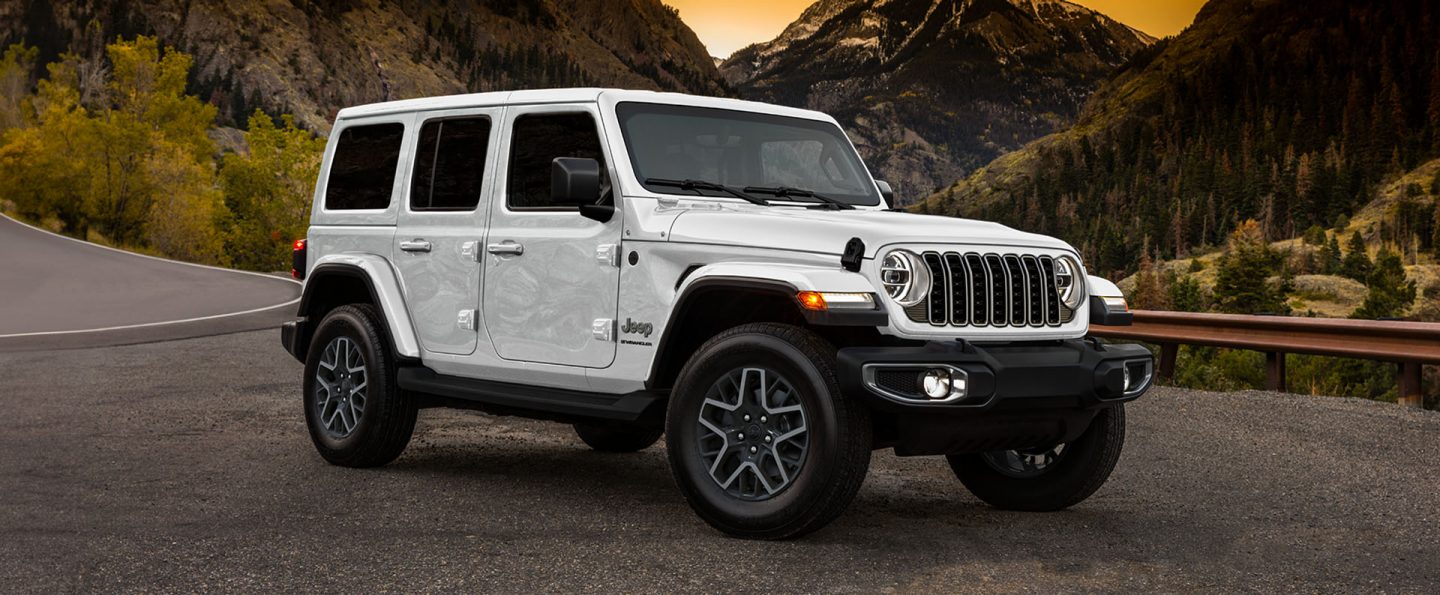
[1158,343,1177,382]
[1265,352,1287,392]
[1398,362,1423,408]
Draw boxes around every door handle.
[399,239,432,253]
[486,241,524,256]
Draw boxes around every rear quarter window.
[325,123,405,211]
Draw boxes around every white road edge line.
[0,212,304,338]
[0,213,302,287]
[0,298,301,338]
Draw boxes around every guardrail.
[1091,310,1440,407]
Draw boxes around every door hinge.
[457,309,477,331]
[596,244,620,267]
[592,318,615,342]
[461,240,480,262]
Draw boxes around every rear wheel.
[573,422,663,453]
[946,404,1126,511]
[665,323,871,540]
[303,304,417,468]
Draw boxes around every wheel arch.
[297,256,421,361]
[644,265,889,392]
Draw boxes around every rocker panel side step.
[397,367,663,424]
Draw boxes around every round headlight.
[1054,256,1087,310]
[879,250,930,307]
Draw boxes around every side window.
[410,117,491,211]
[506,112,607,209]
[325,123,405,210]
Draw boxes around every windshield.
[616,102,881,206]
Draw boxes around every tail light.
[291,239,307,280]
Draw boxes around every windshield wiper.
[742,186,855,210]
[645,178,769,206]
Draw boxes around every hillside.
[918,0,1440,277]
[721,0,1152,203]
[1118,158,1440,319]
[0,0,728,132]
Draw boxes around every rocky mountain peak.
[722,0,1153,202]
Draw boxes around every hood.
[665,207,1076,258]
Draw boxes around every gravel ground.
[1,330,1437,593]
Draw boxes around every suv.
[280,89,1152,539]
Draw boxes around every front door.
[481,104,622,368]
[393,108,500,356]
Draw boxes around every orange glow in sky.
[668,0,1208,58]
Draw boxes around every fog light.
[920,368,967,400]
[1123,359,1153,395]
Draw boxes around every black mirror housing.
[551,157,601,206]
[875,180,894,207]
[579,203,615,223]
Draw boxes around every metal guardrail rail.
[1091,310,1440,407]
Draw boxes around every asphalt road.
[2,329,1437,593]
[0,214,299,350]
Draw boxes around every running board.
[396,367,664,424]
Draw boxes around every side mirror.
[875,180,895,207]
[552,157,613,222]
[552,157,601,205]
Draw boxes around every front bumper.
[837,339,1153,455]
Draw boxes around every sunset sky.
[668,0,1208,58]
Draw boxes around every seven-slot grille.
[904,251,1071,328]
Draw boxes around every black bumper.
[837,339,1153,455]
[280,319,307,363]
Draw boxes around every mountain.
[917,0,1440,277]
[0,0,728,132]
[720,0,1153,203]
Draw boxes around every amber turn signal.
[797,291,827,311]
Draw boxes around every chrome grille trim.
[943,253,968,326]
[922,252,946,326]
[915,251,1067,329]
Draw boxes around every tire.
[665,323,872,540]
[573,422,663,453]
[947,404,1126,511]
[303,304,417,468]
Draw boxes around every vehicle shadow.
[375,428,1239,569]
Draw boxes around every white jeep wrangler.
[280,89,1152,539]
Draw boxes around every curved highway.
[0,214,299,350]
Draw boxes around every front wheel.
[665,323,872,540]
[947,405,1126,511]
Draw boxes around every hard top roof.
[334,88,838,125]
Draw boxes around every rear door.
[481,104,622,368]
[393,108,501,356]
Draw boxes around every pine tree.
[1429,50,1440,151]
[1432,195,1440,258]
[1340,231,1373,281]
[1213,220,1291,314]
[1168,274,1206,312]
[1351,247,1416,319]
[1323,234,1343,274]
[1131,246,1171,310]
